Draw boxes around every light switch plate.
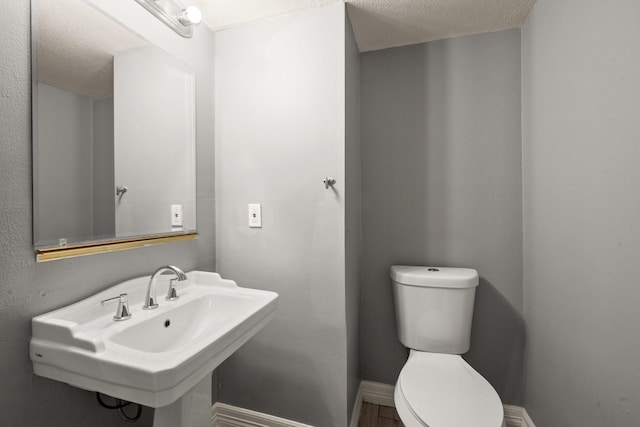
[171,204,183,227]
[248,204,262,228]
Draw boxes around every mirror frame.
[31,0,198,262]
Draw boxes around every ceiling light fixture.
[134,0,202,38]
[179,5,203,26]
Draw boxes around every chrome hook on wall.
[323,177,336,189]
[116,186,128,197]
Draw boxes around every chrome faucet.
[143,265,187,310]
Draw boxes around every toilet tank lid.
[390,266,479,288]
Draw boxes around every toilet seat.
[395,350,503,427]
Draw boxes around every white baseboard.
[348,382,364,427]
[503,404,536,427]
[359,380,396,407]
[212,402,314,427]
[522,407,536,427]
[211,382,536,427]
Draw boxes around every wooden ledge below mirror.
[36,232,198,262]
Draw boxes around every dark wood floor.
[358,402,405,427]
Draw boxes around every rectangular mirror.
[32,0,196,256]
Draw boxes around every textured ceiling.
[36,0,146,98]
[191,0,339,31]
[194,0,536,52]
[37,0,535,96]
[346,0,536,51]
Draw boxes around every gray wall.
[36,83,94,243]
[360,29,524,404]
[522,0,640,424]
[36,86,116,242]
[214,4,351,426]
[0,0,215,426]
[345,12,362,424]
[114,45,196,236]
[92,96,115,238]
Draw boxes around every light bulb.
[179,5,202,26]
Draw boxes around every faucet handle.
[101,293,132,321]
[166,278,179,301]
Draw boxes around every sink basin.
[109,294,245,353]
[30,271,278,409]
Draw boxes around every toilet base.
[393,351,504,427]
[394,383,422,427]
[395,384,507,427]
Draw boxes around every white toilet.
[391,265,504,427]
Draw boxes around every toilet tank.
[391,266,479,354]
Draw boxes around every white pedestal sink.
[153,374,212,427]
[30,271,278,427]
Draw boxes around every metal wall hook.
[323,177,336,189]
[116,186,128,196]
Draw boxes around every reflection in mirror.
[33,0,196,251]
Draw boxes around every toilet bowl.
[391,266,504,427]
[394,350,503,427]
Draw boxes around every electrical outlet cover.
[171,204,183,227]
[248,204,262,228]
